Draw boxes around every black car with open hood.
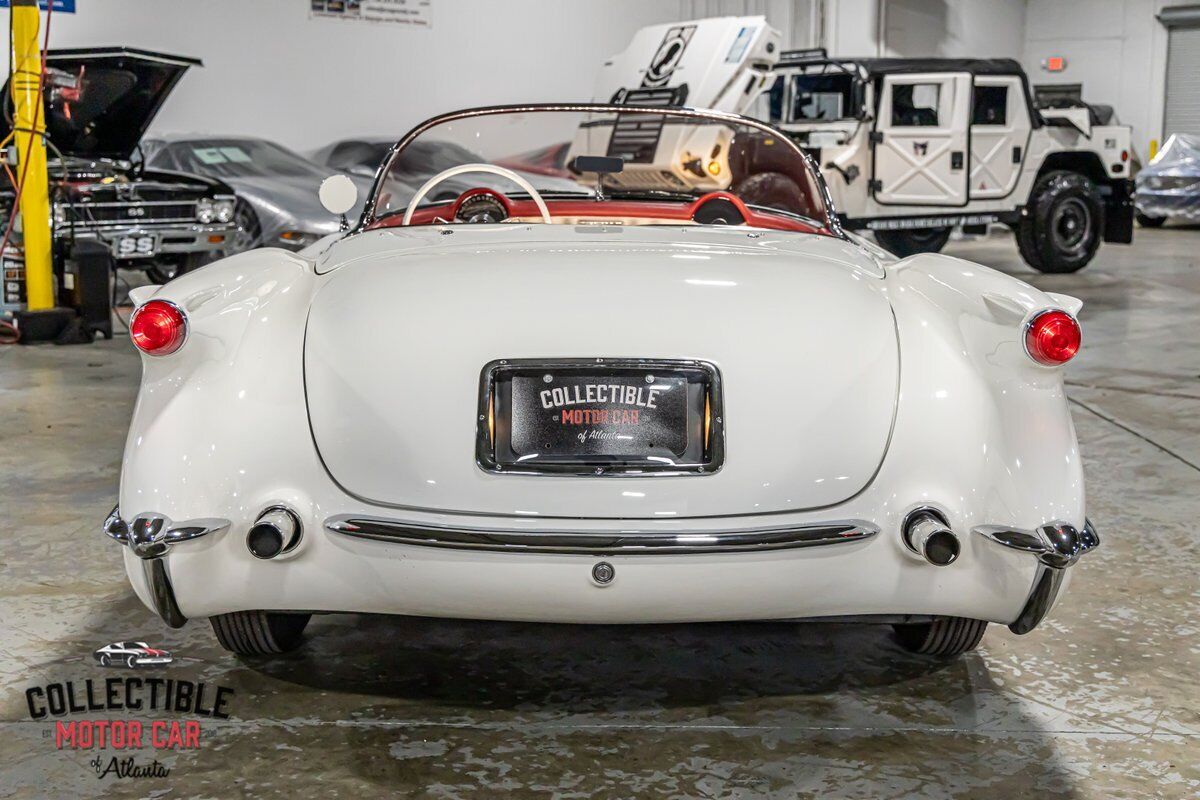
[0,48,237,302]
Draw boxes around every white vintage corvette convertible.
[105,105,1097,658]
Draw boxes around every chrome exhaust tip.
[247,507,302,560]
[903,510,960,567]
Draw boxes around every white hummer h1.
[593,16,1135,272]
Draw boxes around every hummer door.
[872,72,971,206]
[968,75,1031,199]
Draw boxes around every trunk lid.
[304,226,897,519]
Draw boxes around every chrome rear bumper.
[974,519,1100,634]
[324,515,879,554]
[103,506,230,628]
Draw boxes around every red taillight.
[130,300,187,356]
[1025,309,1080,366]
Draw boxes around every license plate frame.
[477,358,724,476]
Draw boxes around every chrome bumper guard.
[103,506,230,628]
[973,519,1100,634]
[325,515,879,554]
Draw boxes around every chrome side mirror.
[319,174,359,230]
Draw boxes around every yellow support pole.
[10,0,54,311]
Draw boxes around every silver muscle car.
[143,136,372,255]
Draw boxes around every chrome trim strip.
[325,515,878,554]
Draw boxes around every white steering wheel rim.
[401,163,552,226]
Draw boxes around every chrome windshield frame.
[354,102,845,238]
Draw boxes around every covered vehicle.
[0,48,238,292]
[1135,133,1200,227]
[105,105,1098,661]
[143,135,373,253]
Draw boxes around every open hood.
[2,48,200,161]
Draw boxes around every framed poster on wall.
[0,1,75,11]
[310,0,431,28]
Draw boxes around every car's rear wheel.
[1136,212,1167,228]
[98,654,111,667]
[1017,170,1102,273]
[893,616,987,657]
[873,227,952,257]
[210,611,311,656]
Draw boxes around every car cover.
[1136,133,1200,220]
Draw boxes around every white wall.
[818,0,1025,60]
[883,0,1025,58]
[682,0,820,48]
[37,0,692,152]
[1022,0,1171,161]
[26,0,1175,162]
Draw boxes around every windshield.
[155,139,328,179]
[756,72,860,124]
[365,106,834,232]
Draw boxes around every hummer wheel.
[873,226,952,257]
[1017,171,1102,273]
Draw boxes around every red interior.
[367,190,831,236]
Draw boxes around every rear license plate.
[112,234,160,259]
[478,359,723,475]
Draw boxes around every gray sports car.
[143,136,373,259]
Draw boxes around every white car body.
[105,105,1097,653]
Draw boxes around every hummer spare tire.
[873,227,952,257]
[733,172,806,216]
[1017,171,1102,273]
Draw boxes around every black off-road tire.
[893,616,987,657]
[211,611,311,656]
[146,252,213,285]
[733,172,806,216]
[1136,212,1166,228]
[873,227,952,257]
[1017,171,1102,273]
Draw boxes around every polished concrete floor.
[1,227,1198,798]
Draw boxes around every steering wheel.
[402,163,552,226]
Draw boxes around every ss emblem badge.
[113,234,159,259]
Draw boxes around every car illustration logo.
[93,641,174,669]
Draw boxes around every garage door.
[1165,24,1200,137]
